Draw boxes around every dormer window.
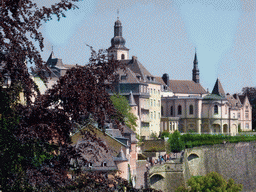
[147,76,150,81]
[121,75,127,81]
[88,162,93,167]
[137,76,141,81]
[121,54,125,60]
[151,77,155,81]
[102,162,107,167]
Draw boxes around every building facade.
[108,18,161,139]
[158,53,252,135]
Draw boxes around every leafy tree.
[175,172,243,192]
[242,87,256,130]
[168,130,184,153]
[160,131,170,140]
[0,0,143,191]
[110,93,137,131]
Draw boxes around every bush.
[160,131,170,140]
[168,131,184,153]
[175,172,243,192]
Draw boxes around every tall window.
[121,54,125,60]
[214,105,218,114]
[189,105,193,115]
[178,105,182,115]
[170,106,173,116]
[161,106,163,116]
[246,113,249,119]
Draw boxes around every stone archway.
[150,174,165,190]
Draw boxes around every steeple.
[212,78,225,97]
[108,13,129,60]
[192,50,200,83]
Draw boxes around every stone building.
[157,53,252,135]
[108,18,162,139]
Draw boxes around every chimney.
[162,73,170,87]
[132,56,137,63]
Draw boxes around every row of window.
[165,105,195,116]
[150,111,161,119]
[150,99,160,107]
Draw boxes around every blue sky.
[38,0,255,94]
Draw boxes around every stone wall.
[186,141,256,192]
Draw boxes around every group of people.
[145,151,185,170]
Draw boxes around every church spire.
[192,50,200,83]
[108,14,129,60]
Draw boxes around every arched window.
[170,106,173,116]
[189,105,193,115]
[178,105,182,115]
[214,105,218,114]
[121,54,125,60]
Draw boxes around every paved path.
[135,160,147,189]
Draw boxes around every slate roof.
[212,78,225,97]
[118,57,160,85]
[226,94,241,108]
[155,76,166,85]
[238,95,246,105]
[168,80,207,94]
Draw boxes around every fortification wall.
[186,142,256,192]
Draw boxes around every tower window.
[121,54,125,60]
[214,105,218,114]
[170,106,173,116]
[178,105,182,115]
[189,105,193,115]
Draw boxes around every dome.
[111,36,126,47]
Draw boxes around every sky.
[37,0,255,94]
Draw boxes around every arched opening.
[188,153,199,161]
[223,124,228,133]
[189,105,193,115]
[150,174,164,189]
[170,106,173,116]
[121,54,125,60]
[178,105,182,115]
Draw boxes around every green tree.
[168,130,184,153]
[110,94,137,131]
[176,172,243,192]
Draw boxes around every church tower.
[192,51,200,83]
[108,18,129,60]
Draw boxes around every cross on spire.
[117,9,119,20]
